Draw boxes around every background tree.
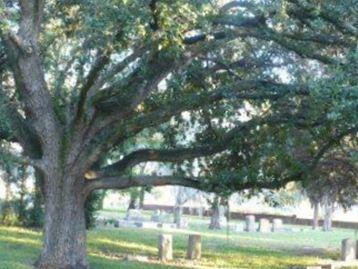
[302,141,358,231]
[172,186,200,228]
[0,1,357,268]
[207,195,229,230]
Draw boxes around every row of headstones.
[245,215,283,232]
[159,234,201,261]
[114,209,188,229]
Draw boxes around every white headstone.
[151,211,162,222]
[178,218,189,229]
[259,218,271,233]
[159,223,176,229]
[272,218,283,232]
[245,215,256,232]
[141,221,159,229]
[197,207,204,218]
[341,238,356,261]
[158,234,173,261]
[126,209,143,222]
[186,234,201,260]
[218,205,226,218]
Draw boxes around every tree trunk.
[322,196,333,232]
[209,201,221,230]
[36,175,89,269]
[174,205,182,228]
[127,195,137,210]
[312,201,320,230]
[1,179,12,225]
[138,187,145,209]
[127,190,138,211]
[17,174,27,225]
[29,170,45,228]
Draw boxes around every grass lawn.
[0,211,357,269]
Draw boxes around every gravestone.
[114,219,137,228]
[141,221,159,229]
[245,215,256,232]
[228,223,242,232]
[218,205,226,217]
[218,216,227,227]
[197,207,204,218]
[177,217,189,229]
[151,210,167,223]
[341,238,356,261]
[272,218,283,232]
[158,223,176,229]
[186,234,201,260]
[258,218,271,233]
[219,205,228,226]
[125,209,144,222]
[96,218,107,227]
[158,234,173,261]
[151,210,161,222]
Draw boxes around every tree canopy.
[0,1,357,267]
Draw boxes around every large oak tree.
[0,0,357,268]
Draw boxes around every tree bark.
[312,201,320,230]
[209,198,221,230]
[127,192,138,210]
[29,170,45,228]
[1,178,12,225]
[138,187,145,209]
[322,196,333,232]
[174,205,183,228]
[36,174,89,269]
[209,206,221,230]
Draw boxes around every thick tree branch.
[84,126,356,196]
[90,112,318,179]
[287,0,358,37]
[19,0,44,34]
[83,170,305,197]
[0,146,43,169]
[220,1,254,13]
[310,127,358,170]
[2,2,60,161]
[89,47,147,96]
[83,175,202,195]
[74,49,112,122]
[0,89,42,157]
[79,80,309,173]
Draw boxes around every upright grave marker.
[245,215,256,232]
[187,234,202,260]
[341,238,356,261]
[158,234,173,261]
[259,218,271,233]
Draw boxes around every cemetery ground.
[0,210,357,269]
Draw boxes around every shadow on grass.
[87,228,324,269]
[0,225,341,269]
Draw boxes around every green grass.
[0,212,357,269]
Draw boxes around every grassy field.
[0,210,357,269]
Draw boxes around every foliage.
[0,166,44,228]
[85,191,105,229]
[0,0,357,265]
[0,0,356,198]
